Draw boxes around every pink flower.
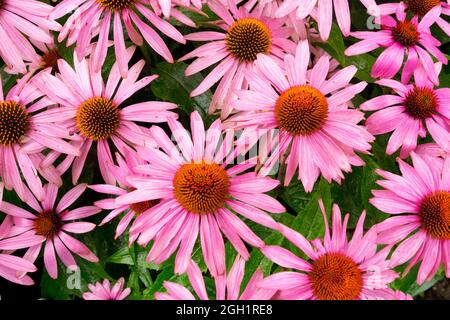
[150,0,204,19]
[51,0,186,77]
[0,216,37,285]
[32,48,178,185]
[0,0,59,74]
[155,256,275,300]
[361,64,450,158]
[378,0,450,37]
[371,152,450,285]
[180,0,294,117]
[345,3,447,85]
[115,111,285,277]
[272,0,378,40]
[0,74,80,202]
[83,278,131,300]
[226,40,373,192]
[259,201,399,300]
[90,149,160,240]
[0,184,100,279]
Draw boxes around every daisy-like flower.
[345,3,447,85]
[0,0,59,74]
[0,216,37,285]
[32,47,178,185]
[371,152,450,284]
[155,256,275,300]
[271,0,378,40]
[226,40,373,192]
[378,0,450,37]
[83,278,131,300]
[0,74,80,201]
[259,201,398,300]
[51,0,186,77]
[90,149,160,240]
[115,111,285,277]
[180,0,294,117]
[361,63,450,157]
[0,184,100,279]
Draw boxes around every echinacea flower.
[115,111,285,277]
[226,40,373,191]
[155,256,275,300]
[32,47,178,185]
[51,0,186,77]
[0,216,37,285]
[83,278,131,300]
[272,0,378,40]
[0,184,100,279]
[90,149,160,240]
[180,0,294,117]
[361,63,450,157]
[0,0,59,74]
[0,74,80,201]
[345,3,447,85]
[371,152,450,284]
[259,201,399,300]
[378,0,450,37]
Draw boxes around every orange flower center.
[97,0,136,10]
[41,48,61,73]
[130,200,160,215]
[35,211,62,239]
[407,0,440,17]
[392,20,420,47]
[275,85,328,136]
[419,191,450,240]
[404,86,438,119]
[76,97,120,140]
[0,101,29,145]
[173,162,230,214]
[309,253,363,300]
[226,18,272,62]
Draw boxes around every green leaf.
[151,61,214,124]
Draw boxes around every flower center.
[130,200,160,215]
[97,0,136,10]
[76,97,120,140]
[41,48,60,73]
[419,191,450,240]
[226,18,272,62]
[392,20,420,47]
[404,86,438,119]
[173,162,230,214]
[0,101,30,146]
[309,253,363,300]
[407,0,440,17]
[35,211,63,239]
[275,85,328,136]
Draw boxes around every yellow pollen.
[309,253,363,300]
[76,97,120,141]
[173,161,230,214]
[275,85,328,136]
[226,18,272,62]
[419,191,450,240]
[35,211,62,239]
[0,101,29,146]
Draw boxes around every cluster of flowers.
[0,0,448,300]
